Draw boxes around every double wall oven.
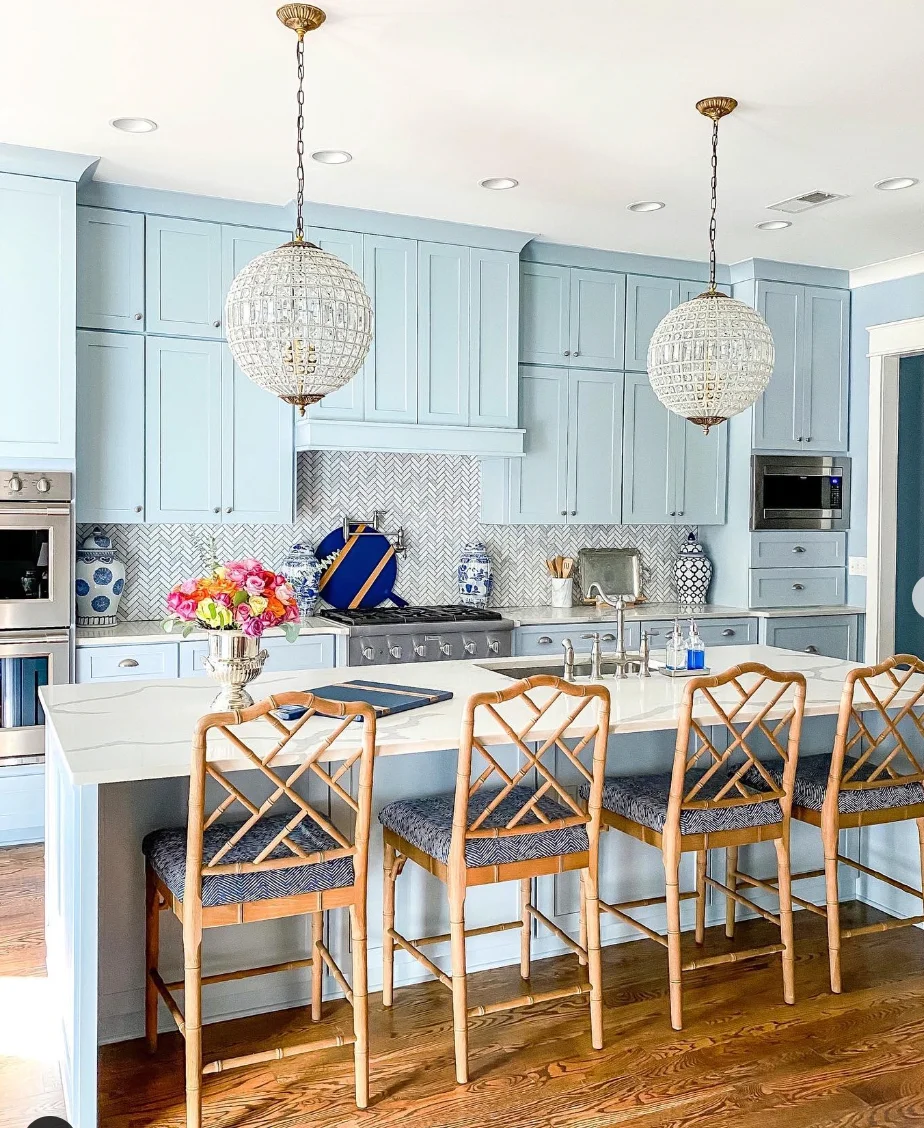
[0,470,72,767]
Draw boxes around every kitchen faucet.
[584,583,651,679]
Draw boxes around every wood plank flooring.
[3,845,924,1128]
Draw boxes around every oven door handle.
[0,504,71,516]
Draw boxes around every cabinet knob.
[560,510,567,516]
[805,436,812,443]
[213,506,220,514]
[134,505,143,513]
[537,635,553,645]
[797,436,804,442]
[670,510,676,517]
[792,582,805,591]
[792,545,806,553]
[804,645,819,654]
[213,319,221,328]
[134,312,143,321]
[677,511,684,517]
[570,510,577,516]
[226,506,232,514]
[118,658,139,668]
[573,351,580,357]
[722,628,735,637]
[563,350,571,356]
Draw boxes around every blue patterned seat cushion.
[743,754,924,814]
[378,785,589,867]
[142,814,354,908]
[579,770,783,835]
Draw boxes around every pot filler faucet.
[571,584,651,680]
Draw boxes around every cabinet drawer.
[750,531,846,570]
[76,643,179,683]
[643,617,757,647]
[514,622,640,657]
[749,567,845,608]
[179,634,336,677]
[761,615,859,661]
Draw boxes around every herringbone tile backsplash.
[78,452,694,621]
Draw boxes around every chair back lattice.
[833,654,924,794]
[667,663,807,836]
[184,690,377,908]
[450,675,611,871]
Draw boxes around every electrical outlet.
[848,556,867,576]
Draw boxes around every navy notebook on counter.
[273,680,453,722]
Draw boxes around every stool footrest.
[387,927,452,990]
[165,956,315,993]
[842,914,924,938]
[682,942,786,972]
[467,982,590,1019]
[202,1032,356,1075]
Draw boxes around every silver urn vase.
[203,630,268,710]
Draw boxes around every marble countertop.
[75,617,351,646]
[41,644,884,787]
[495,603,867,626]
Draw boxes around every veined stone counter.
[496,603,867,627]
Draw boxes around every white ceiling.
[3,0,924,270]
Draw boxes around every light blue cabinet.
[625,275,680,370]
[0,173,76,462]
[146,216,224,338]
[77,207,145,332]
[622,372,727,525]
[520,263,624,371]
[363,234,418,422]
[76,332,145,523]
[179,633,335,677]
[470,248,519,428]
[510,367,569,523]
[144,337,223,523]
[418,242,469,426]
[753,280,849,452]
[567,370,624,523]
[760,614,860,661]
[306,227,365,420]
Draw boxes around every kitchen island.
[39,644,906,1128]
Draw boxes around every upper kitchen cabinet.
[77,207,145,332]
[305,227,365,421]
[363,234,418,422]
[622,371,727,525]
[0,173,76,462]
[752,280,849,452]
[520,262,625,370]
[418,241,468,427]
[146,216,224,338]
[470,249,519,428]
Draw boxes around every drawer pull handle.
[601,633,616,642]
[648,630,660,637]
[537,635,553,645]
[118,658,139,668]
[792,546,806,553]
[804,645,819,654]
[792,583,805,591]
[722,628,735,637]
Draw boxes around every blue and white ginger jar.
[458,541,493,608]
[674,532,713,607]
[281,542,322,619]
[75,528,125,626]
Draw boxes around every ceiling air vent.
[767,190,846,214]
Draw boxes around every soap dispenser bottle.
[665,619,687,671]
[686,618,706,671]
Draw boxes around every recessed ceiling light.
[311,150,352,165]
[627,200,666,212]
[480,177,518,191]
[756,220,792,231]
[875,176,918,191]
[110,117,158,134]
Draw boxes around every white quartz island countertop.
[41,644,889,788]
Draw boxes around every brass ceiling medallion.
[276,4,327,37]
[695,96,738,122]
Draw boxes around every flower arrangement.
[163,558,301,640]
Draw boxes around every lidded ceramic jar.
[75,528,126,626]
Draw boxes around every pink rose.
[214,592,232,607]
[224,562,249,586]
[284,603,300,623]
[179,579,198,595]
[244,574,265,595]
[234,602,252,622]
[241,615,265,638]
[240,557,264,574]
[275,581,295,602]
[167,591,197,620]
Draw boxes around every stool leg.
[664,845,683,1031]
[519,878,531,979]
[448,883,469,1084]
[144,866,160,1054]
[311,911,324,1022]
[382,842,398,1008]
[578,871,588,967]
[776,833,796,1006]
[183,924,203,1128]
[725,846,739,939]
[583,866,604,1051]
[695,850,707,946]
[917,818,924,917]
[823,820,842,994]
[350,903,369,1109]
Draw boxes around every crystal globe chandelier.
[225,4,373,415]
[647,97,774,433]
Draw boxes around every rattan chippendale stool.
[737,654,924,993]
[378,675,611,1084]
[142,690,377,1128]
[581,662,806,1030]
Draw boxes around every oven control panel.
[0,470,72,503]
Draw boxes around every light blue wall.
[895,356,924,656]
[848,273,924,604]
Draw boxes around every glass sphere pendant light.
[647,97,774,433]
[225,5,373,415]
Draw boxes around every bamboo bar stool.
[378,675,610,1084]
[736,654,924,993]
[581,662,806,1031]
[141,690,378,1128]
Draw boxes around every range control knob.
[8,475,22,492]
[388,644,403,659]
[463,639,476,655]
[487,638,500,654]
[361,644,375,660]
[36,477,51,493]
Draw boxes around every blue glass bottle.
[686,619,706,671]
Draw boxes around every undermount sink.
[482,659,642,681]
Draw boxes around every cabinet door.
[306,227,365,420]
[221,224,288,293]
[761,615,858,661]
[567,371,624,523]
[519,263,570,365]
[509,367,569,523]
[470,248,519,428]
[569,269,625,370]
[0,174,76,462]
[672,417,728,526]
[146,216,223,338]
[77,207,145,331]
[753,280,803,450]
[802,287,849,452]
[624,276,680,370]
[362,235,418,422]
[76,331,145,523]
[145,337,223,522]
[418,242,469,426]
[221,347,294,525]
[622,371,674,523]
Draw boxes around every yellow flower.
[249,595,268,615]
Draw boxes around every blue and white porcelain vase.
[458,541,493,608]
[674,531,713,607]
[281,542,322,619]
[75,528,125,626]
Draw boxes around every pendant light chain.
[708,116,719,292]
[294,32,306,242]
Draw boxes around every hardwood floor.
[3,844,924,1128]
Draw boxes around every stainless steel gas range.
[322,605,514,666]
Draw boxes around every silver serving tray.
[577,547,642,604]
[655,664,712,678]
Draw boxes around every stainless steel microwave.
[751,455,850,531]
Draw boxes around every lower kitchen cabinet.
[749,566,846,609]
[759,614,861,661]
[180,633,335,676]
[514,622,641,657]
[643,617,757,648]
